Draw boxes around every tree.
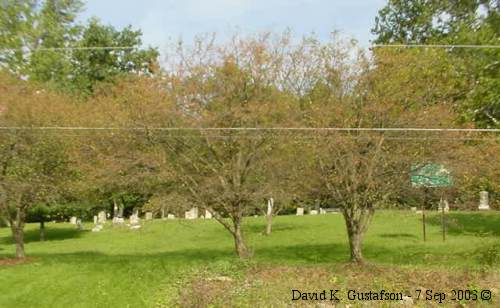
[372,0,500,127]
[0,73,76,258]
[0,1,158,96]
[161,34,303,258]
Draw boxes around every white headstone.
[296,207,304,216]
[130,214,140,226]
[92,224,103,232]
[319,208,326,215]
[98,211,107,224]
[437,199,450,212]
[93,215,98,225]
[167,214,175,219]
[267,198,274,216]
[76,219,84,230]
[478,191,490,210]
[69,216,77,225]
[113,217,125,225]
[205,210,212,219]
[185,207,198,220]
[145,212,153,220]
[310,210,318,215]
[410,207,417,212]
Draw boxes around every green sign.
[411,163,452,187]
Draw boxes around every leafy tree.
[0,0,158,96]
[372,0,500,127]
[0,73,77,258]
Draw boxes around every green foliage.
[0,0,158,96]
[372,0,500,128]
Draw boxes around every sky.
[79,0,387,52]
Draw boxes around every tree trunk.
[343,207,373,264]
[39,219,45,242]
[347,228,364,263]
[233,219,250,258]
[14,226,25,259]
[265,213,273,235]
[9,207,26,259]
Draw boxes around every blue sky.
[80,0,387,50]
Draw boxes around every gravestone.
[438,199,450,212]
[319,208,326,215]
[92,224,103,232]
[410,207,417,212]
[129,213,140,226]
[296,208,304,216]
[309,210,318,215]
[98,211,107,224]
[76,219,84,230]
[267,198,274,216]
[478,191,490,210]
[93,215,98,225]
[205,210,213,219]
[69,216,77,225]
[145,212,153,220]
[185,207,198,220]
[167,214,175,219]
[113,217,125,225]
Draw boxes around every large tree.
[0,74,77,258]
[372,0,499,128]
[0,0,158,96]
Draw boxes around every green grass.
[0,211,499,307]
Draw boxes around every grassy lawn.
[0,211,499,307]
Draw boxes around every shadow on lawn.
[0,226,87,245]
[21,243,382,267]
[427,212,500,236]
[379,233,417,239]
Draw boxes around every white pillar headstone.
[185,207,198,220]
[129,213,140,226]
[267,198,274,216]
[205,210,212,219]
[98,211,107,224]
[93,215,98,225]
[478,191,490,210]
[296,207,304,216]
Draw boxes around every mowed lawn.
[0,211,499,307]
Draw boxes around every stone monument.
[478,191,490,210]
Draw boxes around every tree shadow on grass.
[245,222,306,235]
[0,226,87,245]
[427,212,500,236]
[0,240,473,269]
[379,233,417,239]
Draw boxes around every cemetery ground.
[0,211,499,307]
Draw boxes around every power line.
[0,126,498,133]
[372,44,500,49]
[0,46,137,52]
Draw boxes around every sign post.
[411,164,452,242]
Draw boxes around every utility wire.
[372,44,500,49]
[0,46,137,52]
[1,44,498,52]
